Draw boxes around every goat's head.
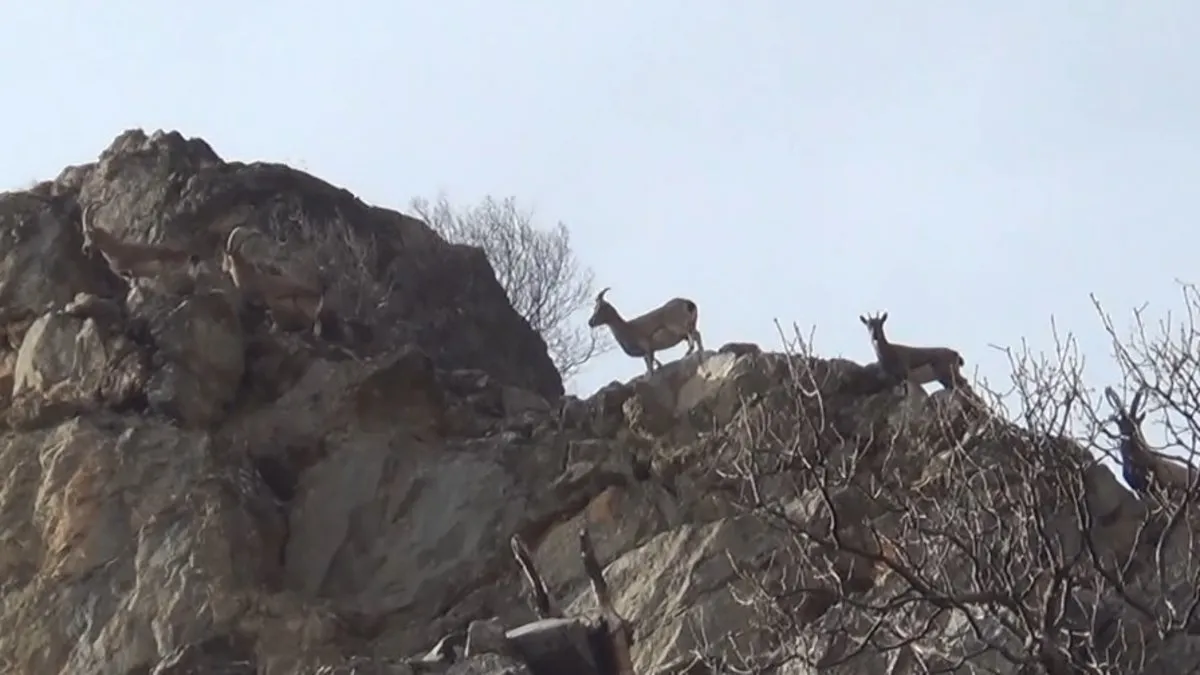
[1105,385,1147,440]
[859,311,889,341]
[221,226,254,274]
[588,287,618,328]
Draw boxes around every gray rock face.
[0,129,1196,675]
[1,128,562,412]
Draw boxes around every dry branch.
[706,290,1200,673]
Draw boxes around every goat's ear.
[880,312,888,322]
[859,315,869,325]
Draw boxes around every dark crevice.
[123,318,155,350]
[586,623,621,675]
[631,456,652,482]
[314,308,343,342]
[110,391,149,416]
[237,301,270,333]
[254,456,297,503]
[273,509,291,572]
[243,456,294,579]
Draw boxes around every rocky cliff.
[0,130,1196,675]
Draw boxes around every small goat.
[587,287,702,374]
[80,203,199,281]
[221,226,325,330]
[511,528,634,675]
[1103,385,1199,501]
[859,312,965,394]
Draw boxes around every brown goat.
[587,287,703,374]
[80,203,199,281]
[220,226,325,330]
[860,312,966,394]
[1103,385,1200,502]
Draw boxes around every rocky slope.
[0,130,1196,675]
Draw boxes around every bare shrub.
[682,286,1200,674]
[259,201,383,314]
[410,193,613,381]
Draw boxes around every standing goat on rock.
[859,312,966,394]
[80,203,200,282]
[221,226,326,332]
[587,287,703,374]
[1103,385,1199,501]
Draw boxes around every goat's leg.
[579,527,612,613]
[937,364,965,391]
[692,329,704,353]
[942,369,986,411]
[644,353,656,374]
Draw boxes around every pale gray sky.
[3,3,1199,469]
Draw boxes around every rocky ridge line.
[0,130,1193,674]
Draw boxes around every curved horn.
[1104,386,1125,414]
[224,226,255,254]
[80,203,95,232]
[79,204,98,255]
[596,286,611,303]
[223,227,240,254]
[1129,386,1146,418]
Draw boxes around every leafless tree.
[676,286,1200,674]
[410,193,613,381]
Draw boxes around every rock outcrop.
[0,130,1196,675]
